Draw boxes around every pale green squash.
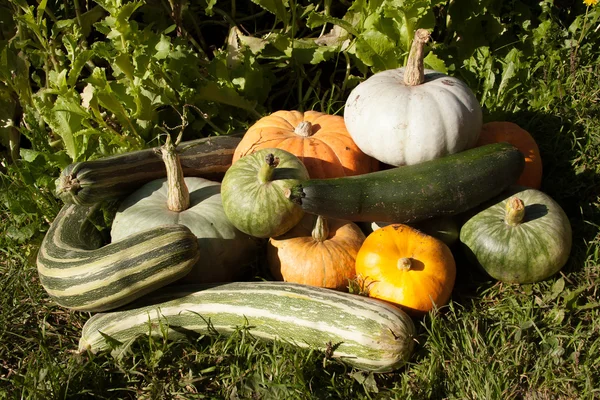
[459,187,572,283]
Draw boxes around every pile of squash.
[38,29,572,373]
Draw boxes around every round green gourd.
[221,148,309,238]
[459,187,572,283]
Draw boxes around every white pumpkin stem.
[162,134,190,212]
[505,196,525,226]
[294,121,314,137]
[397,257,412,271]
[258,153,280,184]
[403,29,431,86]
[311,215,329,242]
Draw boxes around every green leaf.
[249,0,290,24]
[424,52,447,73]
[195,81,258,114]
[353,29,400,71]
[154,35,171,60]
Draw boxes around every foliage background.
[1,0,599,398]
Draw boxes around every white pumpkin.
[344,29,482,166]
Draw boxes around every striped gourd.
[78,282,416,372]
[56,134,241,206]
[37,203,200,312]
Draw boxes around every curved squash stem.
[505,196,525,226]
[294,121,313,137]
[162,134,190,212]
[403,29,431,86]
[311,215,329,242]
[258,153,280,184]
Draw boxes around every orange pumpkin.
[233,110,378,179]
[477,121,542,189]
[268,214,366,291]
[355,224,456,315]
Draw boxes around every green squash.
[221,148,309,238]
[459,187,572,283]
[111,135,259,283]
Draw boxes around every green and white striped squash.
[221,148,310,238]
[78,281,416,372]
[111,177,260,283]
[36,203,200,312]
[459,186,572,283]
[56,135,241,206]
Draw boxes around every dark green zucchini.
[56,134,241,205]
[288,143,525,223]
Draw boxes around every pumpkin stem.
[162,134,190,212]
[505,196,525,226]
[258,153,280,184]
[397,257,412,271]
[294,121,313,137]
[311,215,329,242]
[403,29,431,86]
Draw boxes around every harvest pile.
[39,29,572,373]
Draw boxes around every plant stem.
[294,121,313,137]
[311,215,329,242]
[162,134,190,212]
[403,29,431,86]
[504,197,525,226]
[397,257,412,271]
[258,153,279,184]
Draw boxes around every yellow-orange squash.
[477,121,542,189]
[233,110,378,179]
[268,214,366,291]
[355,224,456,315]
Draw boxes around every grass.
[2,1,600,399]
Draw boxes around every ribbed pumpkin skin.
[477,122,542,189]
[78,282,416,372]
[221,148,310,238]
[111,177,259,283]
[344,69,482,166]
[233,110,377,179]
[355,224,456,315]
[37,203,199,312]
[459,187,572,283]
[268,215,366,290]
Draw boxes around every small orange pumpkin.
[476,121,542,189]
[233,110,378,179]
[268,214,366,291]
[355,224,456,315]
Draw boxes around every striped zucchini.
[78,282,416,372]
[37,203,200,312]
[56,134,241,206]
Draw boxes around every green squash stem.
[258,153,280,184]
[505,196,525,227]
[161,134,190,212]
[311,215,329,242]
[403,29,431,86]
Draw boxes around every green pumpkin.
[459,187,572,283]
[111,135,259,284]
[111,177,259,283]
[221,148,309,238]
